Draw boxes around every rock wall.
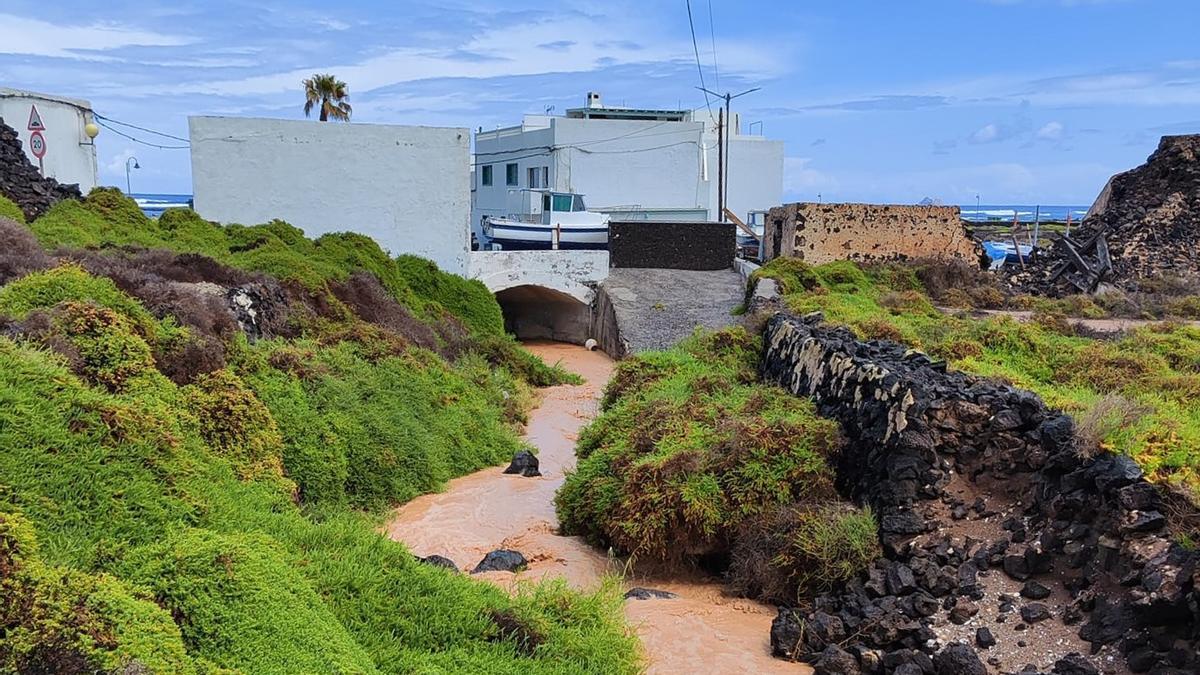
[0,118,82,220]
[761,312,1198,674]
[763,203,982,266]
[608,221,735,270]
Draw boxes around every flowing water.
[386,342,807,674]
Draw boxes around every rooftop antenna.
[697,86,761,221]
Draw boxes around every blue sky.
[1,0,1196,204]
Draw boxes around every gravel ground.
[600,267,747,353]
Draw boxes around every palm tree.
[302,74,352,122]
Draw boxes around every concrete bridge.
[467,249,752,357]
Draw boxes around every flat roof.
[565,107,692,121]
[0,87,93,111]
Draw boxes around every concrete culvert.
[494,284,591,344]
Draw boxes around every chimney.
[586,91,603,109]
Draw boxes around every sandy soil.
[386,341,806,674]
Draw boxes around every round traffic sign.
[28,131,47,159]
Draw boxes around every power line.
[707,0,720,91]
[94,119,190,150]
[686,0,715,121]
[93,113,189,144]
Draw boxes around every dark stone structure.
[0,118,82,221]
[607,221,735,270]
[761,312,1199,673]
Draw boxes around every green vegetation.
[556,328,878,605]
[0,190,637,673]
[754,257,1200,499]
[0,193,24,223]
[303,73,353,122]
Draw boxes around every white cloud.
[142,12,784,98]
[0,13,191,60]
[783,157,840,196]
[103,148,138,176]
[1037,121,1065,140]
[970,123,1000,144]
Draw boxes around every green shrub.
[120,528,376,674]
[0,263,153,329]
[184,369,285,479]
[0,193,24,223]
[558,329,842,562]
[729,503,880,604]
[0,511,196,674]
[54,302,160,392]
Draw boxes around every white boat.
[483,190,609,250]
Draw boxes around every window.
[572,194,587,212]
[506,163,519,186]
[541,166,549,188]
[527,167,541,188]
[481,165,493,186]
[552,194,573,212]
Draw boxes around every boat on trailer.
[483,190,609,250]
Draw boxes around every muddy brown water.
[386,342,806,674]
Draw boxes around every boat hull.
[484,221,609,251]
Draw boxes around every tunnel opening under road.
[495,284,592,345]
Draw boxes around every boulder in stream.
[503,450,541,477]
[418,554,459,572]
[471,549,528,574]
[623,587,678,601]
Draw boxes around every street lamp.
[125,156,140,195]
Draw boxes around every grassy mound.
[754,257,1200,500]
[556,328,878,604]
[0,193,25,223]
[0,191,639,673]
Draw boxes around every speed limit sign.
[28,131,47,159]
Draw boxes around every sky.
[1,0,1197,204]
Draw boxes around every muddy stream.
[386,342,806,674]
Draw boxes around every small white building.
[471,92,783,239]
[189,116,471,274]
[0,88,99,191]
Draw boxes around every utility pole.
[698,86,761,222]
[717,108,724,219]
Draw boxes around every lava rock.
[814,645,861,675]
[503,450,541,477]
[1020,580,1052,600]
[1117,482,1161,511]
[1003,553,1031,581]
[886,563,917,596]
[769,608,803,660]
[975,627,996,649]
[1052,652,1099,675]
[418,554,459,571]
[623,587,677,600]
[1020,603,1051,623]
[1079,598,1133,646]
[1120,510,1166,534]
[471,549,528,574]
[934,642,986,675]
[949,601,979,625]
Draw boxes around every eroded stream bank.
[386,342,803,674]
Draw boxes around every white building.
[0,88,99,191]
[189,116,471,274]
[471,92,783,239]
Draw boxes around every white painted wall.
[190,116,471,273]
[471,111,783,235]
[468,249,609,303]
[0,89,98,191]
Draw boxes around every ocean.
[959,204,1091,224]
[132,193,193,218]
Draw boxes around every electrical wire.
[686,0,715,121]
[707,0,720,91]
[94,119,190,150]
[93,113,190,144]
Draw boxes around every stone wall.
[608,221,735,270]
[761,312,1198,674]
[763,203,982,265]
[0,118,82,221]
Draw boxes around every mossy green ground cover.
[754,257,1200,498]
[556,328,879,605]
[0,191,637,673]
